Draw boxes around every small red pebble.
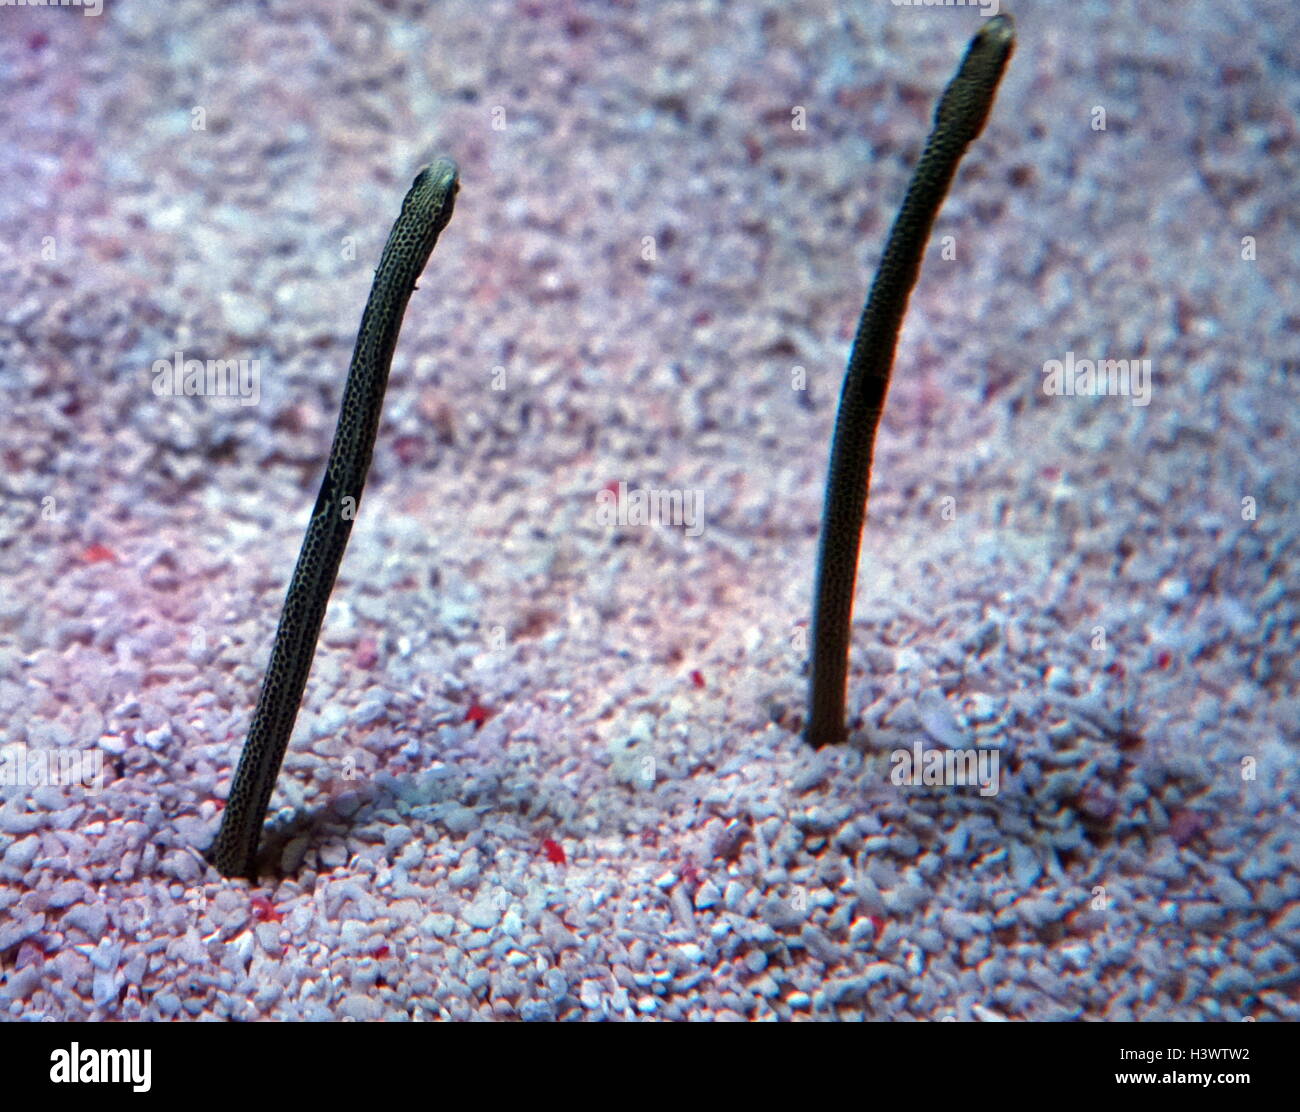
[250,896,283,923]
[16,940,45,970]
[354,638,378,670]
[1106,661,1125,679]
[1155,650,1172,670]
[371,945,390,959]
[690,669,705,689]
[1075,780,1118,824]
[464,703,493,729]
[83,543,116,563]
[542,838,566,865]
[1169,809,1208,847]
[392,435,424,465]
[1116,727,1145,751]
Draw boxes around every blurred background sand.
[0,0,1295,1020]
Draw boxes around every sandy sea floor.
[0,0,1296,1020]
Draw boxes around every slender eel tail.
[806,17,1015,748]
[205,159,459,878]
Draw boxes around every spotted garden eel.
[206,158,460,878]
[806,16,1015,747]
